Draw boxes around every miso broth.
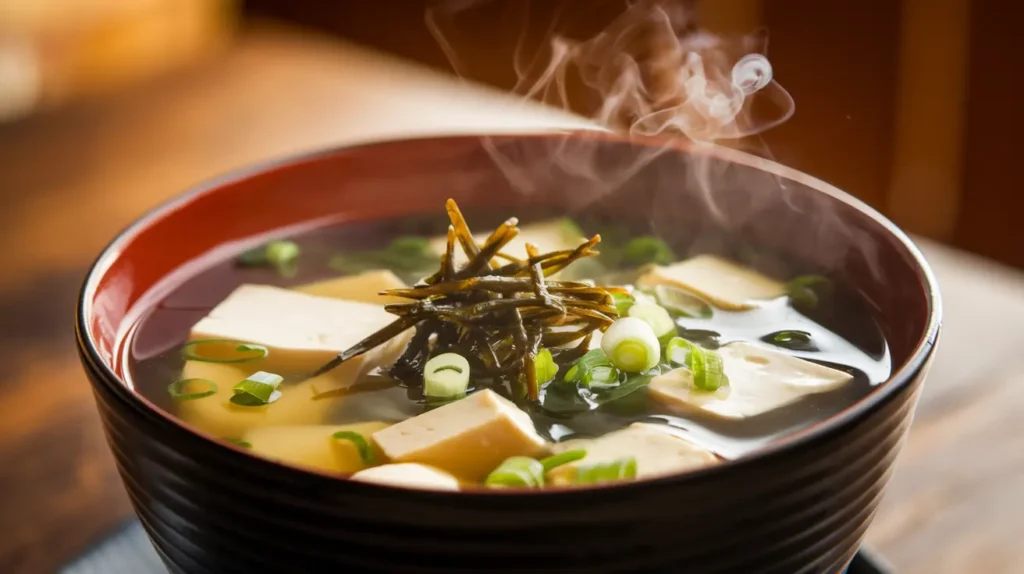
[127,202,890,490]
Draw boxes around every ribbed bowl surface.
[77,133,940,573]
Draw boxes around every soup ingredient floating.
[352,463,461,491]
[371,389,548,481]
[314,199,630,402]
[637,255,786,310]
[649,342,854,419]
[548,424,718,484]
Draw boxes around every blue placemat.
[61,519,893,573]
[60,520,165,574]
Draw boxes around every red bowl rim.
[75,130,942,496]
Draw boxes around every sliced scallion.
[167,378,218,401]
[610,292,635,316]
[229,371,283,406]
[623,236,675,266]
[484,456,545,488]
[182,339,268,364]
[563,349,619,387]
[665,336,695,365]
[331,236,436,275]
[534,348,558,385]
[666,337,728,391]
[575,457,638,485]
[601,317,661,373]
[689,346,728,392]
[265,240,300,267]
[236,240,300,274]
[388,236,432,259]
[540,449,587,473]
[332,431,375,465]
[424,353,470,398]
[627,302,676,340]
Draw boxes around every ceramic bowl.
[77,132,940,573]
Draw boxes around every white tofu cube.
[189,284,412,395]
[351,463,460,491]
[244,421,390,474]
[649,342,855,419]
[637,255,785,310]
[294,269,408,305]
[548,423,718,484]
[371,389,548,480]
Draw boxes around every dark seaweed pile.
[314,199,628,401]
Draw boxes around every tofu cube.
[243,421,390,474]
[548,423,718,484]
[351,463,460,491]
[294,269,408,305]
[637,255,785,310]
[189,284,412,395]
[176,361,334,438]
[649,342,855,419]
[371,389,548,481]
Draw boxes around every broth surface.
[128,212,890,463]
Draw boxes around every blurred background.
[1,1,1021,573]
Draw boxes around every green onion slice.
[609,292,635,317]
[623,236,676,266]
[665,336,696,365]
[265,240,300,266]
[388,236,432,258]
[563,349,619,387]
[237,240,301,272]
[653,284,713,318]
[223,437,252,449]
[332,431,375,465]
[229,371,283,406]
[424,353,471,398]
[627,302,676,340]
[687,346,726,391]
[182,339,268,364]
[666,337,728,391]
[540,449,587,473]
[484,456,545,488]
[534,348,558,385]
[575,457,638,485]
[167,378,218,401]
[601,317,661,373]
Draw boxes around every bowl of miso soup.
[77,132,939,573]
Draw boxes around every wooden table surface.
[1,23,1022,574]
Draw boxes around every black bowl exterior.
[80,346,929,573]
[77,133,940,574]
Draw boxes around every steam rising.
[426,0,885,296]
[428,1,846,267]
[428,0,793,143]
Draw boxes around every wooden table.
[1,23,1021,574]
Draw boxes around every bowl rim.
[76,130,942,496]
